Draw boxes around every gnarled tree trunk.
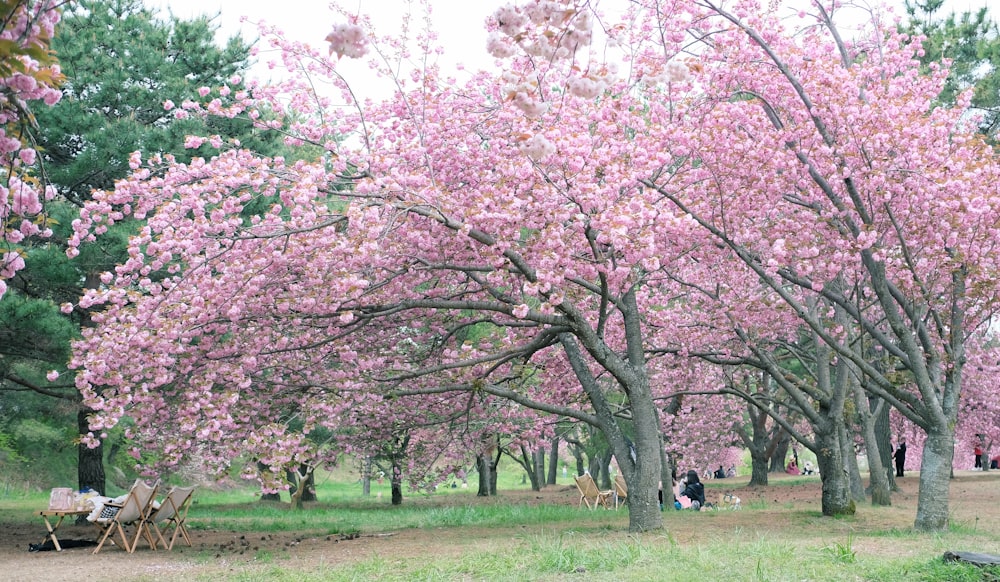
[915,429,955,530]
[815,428,854,516]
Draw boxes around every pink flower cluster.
[325,21,368,59]
[0,0,63,299]
[517,133,555,161]
[488,1,592,61]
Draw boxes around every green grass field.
[5,469,1000,581]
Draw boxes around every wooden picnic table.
[38,509,90,551]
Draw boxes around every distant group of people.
[650,433,999,515]
[676,470,706,510]
[658,468,707,511]
[972,434,997,470]
[784,459,815,475]
[712,465,737,479]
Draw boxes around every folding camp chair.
[613,474,628,509]
[574,474,612,510]
[92,479,159,554]
[148,486,196,550]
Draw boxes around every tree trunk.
[570,443,586,476]
[77,408,106,495]
[622,383,664,532]
[873,396,896,492]
[288,465,315,510]
[733,387,778,487]
[914,429,955,530]
[559,328,663,532]
[770,433,790,473]
[476,453,493,497]
[659,434,674,499]
[547,437,559,485]
[520,445,542,491]
[300,466,317,502]
[534,447,545,489]
[597,451,613,490]
[587,454,604,485]
[611,420,665,530]
[391,460,403,506]
[749,452,769,487]
[858,389,890,506]
[362,456,372,496]
[841,424,866,502]
[286,465,316,504]
[746,407,771,486]
[475,450,499,496]
[815,429,855,516]
[490,447,500,495]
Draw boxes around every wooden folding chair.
[148,486,196,550]
[92,479,159,554]
[613,474,628,509]
[574,474,612,510]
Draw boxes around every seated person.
[714,466,726,479]
[786,460,800,475]
[802,461,816,475]
[992,455,1000,470]
[680,470,706,510]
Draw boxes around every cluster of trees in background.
[2,0,1000,534]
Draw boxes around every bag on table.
[48,487,75,511]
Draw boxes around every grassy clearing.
[172,521,999,582]
[184,498,625,535]
[5,471,1000,581]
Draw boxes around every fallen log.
[943,551,1000,567]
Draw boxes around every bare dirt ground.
[3,470,999,581]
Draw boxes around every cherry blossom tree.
[636,0,1000,530]
[66,0,1000,533]
[0,0,63,299]
[69,27,683,533]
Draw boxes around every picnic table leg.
[41,514,65,551]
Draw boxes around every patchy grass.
[4,471,1000,581]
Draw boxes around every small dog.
[721,492,742,510]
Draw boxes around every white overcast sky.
[145,0,993,99]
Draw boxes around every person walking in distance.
[894,438,907,477]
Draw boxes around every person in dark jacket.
[680,470,706,510]
[893,438,907,477]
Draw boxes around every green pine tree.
[902,0,1000,138]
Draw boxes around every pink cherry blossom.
[66,0,1000,533]
[0,1,62,298]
